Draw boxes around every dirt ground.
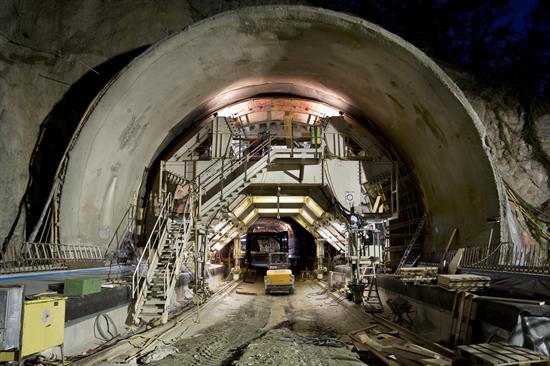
[152,279,375,366]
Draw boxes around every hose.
[94,313,119,341]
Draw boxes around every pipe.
[475,296,548,306]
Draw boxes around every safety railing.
[431,242,550,275]
[197,136,273,194]
[0,242,105,274]
[132,192,173,299]
[161,193,195,313]
[104,203,137,261]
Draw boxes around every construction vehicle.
[264,252,294,294]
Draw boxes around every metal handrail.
[21,242,103,259]
[162,193,195,305]
[132,192,173,298]
[198,136,272,192]
[0,242,106,274]
[428,242,550,274]
[104,203,136,259]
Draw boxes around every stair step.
[149,281,164,289]
[146,287,166,293]
[146,292,166,297]
[144,299,167,305]
[140,314,161,322]
[140,311,163,316]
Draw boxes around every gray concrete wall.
[57,6,500,250]
[0,2,547,254]
[38,303,131,358]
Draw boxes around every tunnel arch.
[58,6,503,252]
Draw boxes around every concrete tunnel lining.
[59,6,502,251]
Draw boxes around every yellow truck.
[264,252,294,294]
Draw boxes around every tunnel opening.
[242,217,316,273]
[136,95,426,275]
[56,6,502,264]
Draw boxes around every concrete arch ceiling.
[59,6,502,250]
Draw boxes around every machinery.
[246,231,289,268]
[264,252,294,295]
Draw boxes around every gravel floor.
[151,279,373,366]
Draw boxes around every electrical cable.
[94,313,119,341]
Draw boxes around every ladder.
[395,213,427,274]
[361,263,383,312]
[225,116,245,139]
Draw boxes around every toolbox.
[63,278,103,296]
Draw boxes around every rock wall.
[0,1,547,253]
[448,67,549,251]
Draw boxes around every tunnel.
[7,5,548,366]
[57,6,502,256]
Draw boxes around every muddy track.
[157,298,272,365]
[153,282,371,366]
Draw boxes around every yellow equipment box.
[265,269,294,294]
[265,269,293,285]
[21,297,66,357]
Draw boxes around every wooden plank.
[454,292,466,345]
[349,324,380,335]
[459,293,474,344]
[497,342,542,358]
[460,343,548,365]
[351,340,371,352]
[469,344,509,361]
[420,359,451,366]
[476,343,530,362]
[392,344,437,358]
[348,334,400,366]
[440,228,457,264]
[449,292,459,345]
[408,344,440,358]
[391,347,432,361]
[460,344,508,365]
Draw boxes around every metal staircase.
[198,138,272,225]
[224,116,245,139]
[132,136,325,324]
[132,191,195,324]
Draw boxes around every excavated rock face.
[472,94,549,250]
[446,67,549,248]
[0,1,547,254]
[468,93,548,209]
[537,115,550,159]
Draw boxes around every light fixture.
[257,208,300,214]
[242,209,258,225]
[233,197,252,217]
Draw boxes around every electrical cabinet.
[0,288,65,362]
[20,297,65,357]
